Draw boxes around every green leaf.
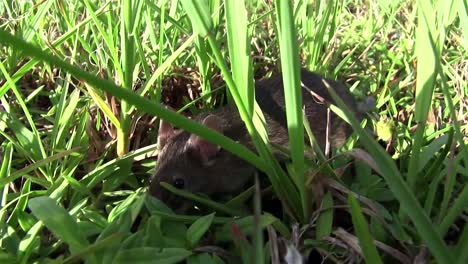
[113,247,192,264]
[316,191,334,239]
[0,29,266,174]
[0,250,18,263]
[274,0,307,221]
[325,70,454,263]
[95,210,133,263]
[180,0,212,37]
[348,195,383,264]
[18,222,41,262]
[186,213,215,247]
[0,223,20,256]
[459,0,468,50]
[225,0,254,111]
[86,84,121,130]
[143,216,166,248]
[28,197,90,255]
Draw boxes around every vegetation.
[0,0,467,263]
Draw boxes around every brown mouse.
[149,68,361,211]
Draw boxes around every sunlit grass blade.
[51,83,78,147]
[0,28,266,173]
[181,0,302,218]
[82,0,123,81]
[225,0,254,111]
[180,0,212,37]
[274,0,307,221]
[18,222,42,262]
[86,83,121,130]
[0,147,80,187]
[117,0,140,156]
[322,79,454,263]
[419,0,468,231]
[0,142,13,221]
[348,195,383,264]
[153,0,167,103]
[304,0,339,71]
[459,0,468,50]
[0,3,109,99]
[132,33,196,112]
[0,60,47,162]
[407,0,440,190]
[22,0,54,42]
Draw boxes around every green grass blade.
[18,221,42,263]
[132,34,196,112]
[348,195,383,264]
[439,184,468,236]
[113,247,192,264]
[459,0,468,50]
[0,60,47,162]
[28,196,94,261]
[323,79,454,263]
[0,29,266,173]
[22,0,54,42]
[455,224,468,264]
[407,0,439,189]
[274,0,307,220]
[154,0,167,103]
[180,0,212,37]
[225,0,254,112]
[86,80,121,130]
[0,145,79,187]
[316,191,334,240]
[186,213,215,247]
[0,142,13,221]
[180,2,303,217]
[160,183,243,216]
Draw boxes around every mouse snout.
[148,176,188,211]
[148,175,166,200]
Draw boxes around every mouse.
[149,68,362,212]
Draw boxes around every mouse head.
[149,114,254,212]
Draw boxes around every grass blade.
[274,0,307,221]
[348,195,383,264]
[323,79,454,263]
[28,197,93,260]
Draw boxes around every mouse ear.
[187,114,223,165]
[157,118,176,149]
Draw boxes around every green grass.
[0,0,467,263]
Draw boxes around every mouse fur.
[149,68,361,211]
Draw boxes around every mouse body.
[149,68,361,211]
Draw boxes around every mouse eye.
[173,178,185,189]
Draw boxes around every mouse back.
[149,69,362,211]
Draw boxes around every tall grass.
[0,0,466,263]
